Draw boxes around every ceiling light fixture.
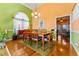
[31,4,40,19]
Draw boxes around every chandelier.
[31,11,40,18]
[31,4,40,18]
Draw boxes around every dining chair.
[17,30,24,39]
[32,32,39,48]
[23,30,32,45]
[44,33,51,50]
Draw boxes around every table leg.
[42,36,45,51]
[48,35,50,48]
[36,40,38,48]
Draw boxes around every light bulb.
[35,16,38,18]
[31,13,34,16]
[35,12,38,15]
[38,13,40,17]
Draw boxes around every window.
[14,12,29,34]
[63,24,69,30]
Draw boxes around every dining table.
[18,29,52,51]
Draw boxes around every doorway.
[56,16,70,44]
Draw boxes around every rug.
[22,40,55,56]
[0,48,8,56]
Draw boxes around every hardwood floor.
[5,39,77,56]
[48,42,77,56]
[6,39,41,56]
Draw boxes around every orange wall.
[32,3,74,30]
[72,19,79,32]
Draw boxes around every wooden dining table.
[18,29,51,51]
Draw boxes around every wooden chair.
[43,33,51,50]
[32,32,39,48]
[17,30,24,39]
[23,30,32,45]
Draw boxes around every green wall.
[71,32,79,55]
[0,3,32,40]
[0,3,32,31]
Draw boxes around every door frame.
[55,14,71,44]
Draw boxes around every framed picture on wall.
[39,20,45,29]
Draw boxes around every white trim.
[21,3,43,10]
[5,45,11,56]
[21,3,32,10]
[55,14,71,19]
[70,14,72,44]
[71,42,79,55]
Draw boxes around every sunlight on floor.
[58,35,61,44]
[62,40,67,45]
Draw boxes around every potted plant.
[0,32,7,48]
[12,32,17,40]
[50,29,56,42]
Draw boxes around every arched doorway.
[13,12,29,34]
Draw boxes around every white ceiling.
[22,3,43,10]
